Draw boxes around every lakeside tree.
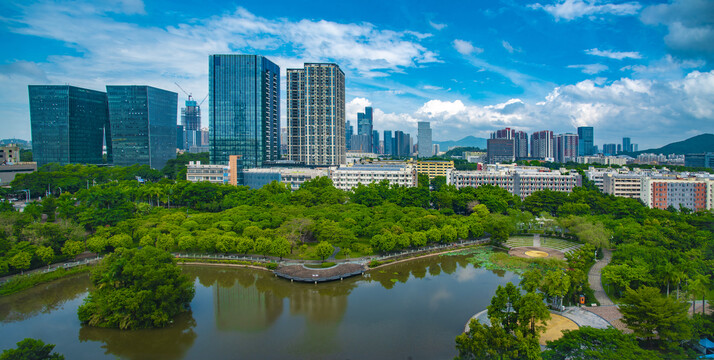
[35,246,54,269]
[542,327,658,360]
[0,338,64,360]
[315,241,334,261]
[77,247,195,330]
[620,286,691,348]
[9,252,31,274]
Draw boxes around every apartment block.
[416,160,454,179]
[603,173,642,198]
[446,166,581,200]
[641,177,713,211]
[329,164,417,190]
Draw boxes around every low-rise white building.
[243,167,328,190]
[329,163,417,190]
[447,166,581,200]
[603,173,642,198]
[186,161,230,184]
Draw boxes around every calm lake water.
[0,254,518,360]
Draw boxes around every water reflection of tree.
[78,311,197,360]
[0,274,90,323]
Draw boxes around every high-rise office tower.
[29,85,110,167]
[345,121,353,151]
[182,95,201,131]
[622,137,632,153]
[487,138,515,163]
[209,55,280,167]
[286,63,346,165]
[530,130,554,159]
[555,133,578,163]
[394,131,411,157]
[372,130,380,154]
[602,144,617,156]
[577,126,594,156]
[417,121,433,158]
[176,125,186,150]
[514,131,528,159]
[491,127,527,159]
[383,130,393,156]
[353,107,373,153]
[106,85,177,170]
[181,95,201,150]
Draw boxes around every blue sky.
[1,0,713,149]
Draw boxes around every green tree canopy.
[542,326,659,360]
[77,246,195,330]
[0,338,64,360]
[620,286,691,348]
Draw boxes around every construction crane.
[198,94,208,106]
[174,82,193,102]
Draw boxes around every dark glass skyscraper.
[577,126,594,156]
[209,55,280,167]
[29,85,110,167]
[106,85,177,170]
[383,130,393,156]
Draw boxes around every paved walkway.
[464,306,610,333]
[588,248,613,306]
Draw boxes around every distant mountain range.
[433,136,487,150]
[634,133,714,155]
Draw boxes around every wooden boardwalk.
[274,263,366,283]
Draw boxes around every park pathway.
[583,248,631,331]
[588,248,613,306]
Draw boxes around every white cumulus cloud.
[568,63,609,74]
[452,39,483,55]
[530,0,642,21]
[585,48,642,60]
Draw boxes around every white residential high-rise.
[417,121,433,158]
[286,63,346,166]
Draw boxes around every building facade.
[685,153,714,169]
[603,173,642,198]
[29,85,110,167]
[329,164,417,190]
[106,85,177,170]
[555,133,578,164]
[286,63,346,166]
[0,144,21,164]
[487,138,515,164]
[602,144,617,156]
[243,167,328,190]
[530,130,554,160]
[577,127,594,156]
[186,161,230,184]
[417,122,433,158]
[447,166,581,200]
[641,177,712,211]
[209,55,280,168]
[416,160,454,179]
[383,130,393,156]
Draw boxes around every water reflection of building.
[213,278,284,332]
[212,272,352,332]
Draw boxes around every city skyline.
[2,0,714,148]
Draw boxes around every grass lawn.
[505,236,533,248]
[539,237,581,251]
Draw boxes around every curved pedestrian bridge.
[275,263,366,283]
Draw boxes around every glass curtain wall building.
[209,55,280,168]
[577,126,594,156]
[417,121,433,158]
[106,85,177,170]
[29,85,110,167]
